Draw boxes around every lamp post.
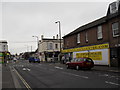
[55,21,62,62]
[32,36,39,53]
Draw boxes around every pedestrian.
[62,56,65,64]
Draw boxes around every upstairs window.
[85,32,88,42]
[97,26,103,39]
[77,33,80,43]
[112,22,119,37]
[110,2,119,14]
[55,44,58,49]
[47,43,53,50]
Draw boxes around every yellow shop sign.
[76,51,102,60]
[62,43,109,53]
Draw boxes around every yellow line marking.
[13,67,32,90]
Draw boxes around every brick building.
[62,0,120,67]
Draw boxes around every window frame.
[55,44,58,49]
[110,2,119,14]
[97,25,103,40]
[112,22,119,37]
[85,32,88,42]
[47,42,53,50]
[77,33,80,44]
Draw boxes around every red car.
[66,58,94,70]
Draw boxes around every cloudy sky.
[0,0,116,54]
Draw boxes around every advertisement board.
[73,49,109,65]
[62,43,109,53]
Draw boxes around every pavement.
[1,61,120,88]
[2,64,15,89]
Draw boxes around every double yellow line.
[13,67,32,90]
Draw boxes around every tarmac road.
[9,60,120,89]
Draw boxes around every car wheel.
[76,65,79,70]
[67,65,69,69]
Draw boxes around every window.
[97,26,103,39]
[55,44,58,49]
[77,33,80,43]
[85,32,88,42]
[47,43,53,50]
[112,22,119,37]
[110,2,119,14]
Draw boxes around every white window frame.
[112,22,119,37]
[97,26,103,39]
[85,32,88,42]
[47,42,53,50]
[110,2,119,14]
[77,33,80,43]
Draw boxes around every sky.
[0,0,116,54]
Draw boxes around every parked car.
[66,58,94,70]
[29,57,40,63]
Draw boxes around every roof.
[42,38,61,40]
[0,40,8,43]
[63,0,120,38]
[63,16,106,38]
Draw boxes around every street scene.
[0,0,120,89]
[2,60,120,88]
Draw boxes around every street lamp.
[32,36,39,53]
[55,21,62,62]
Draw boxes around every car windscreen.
[86,58,92,62]
[77,58,84,62]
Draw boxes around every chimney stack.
[53,36,55,39]
[41,35,44,40]
[56,34,58,39]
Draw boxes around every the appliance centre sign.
[62,43,109,53]
[76,51,102,60]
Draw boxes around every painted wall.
[73,49,109,65]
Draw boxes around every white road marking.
[62,72,88,79]
[27,68,31,71]
[22,68,31,71]
[99,74,120,79]
[55,66,63,70]
[105,81,120,86]
[23,68,26,71]
[108,70,120,72]
[99,74,109,77]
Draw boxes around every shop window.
[97,26,103,39]
[77,33,80,43]
[112,22,119,37]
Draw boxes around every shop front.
[62,43,110,66]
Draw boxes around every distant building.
[38,35,63,62]
[0,40,8,52]
[62,0,120,67]
[0,40,9,63]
